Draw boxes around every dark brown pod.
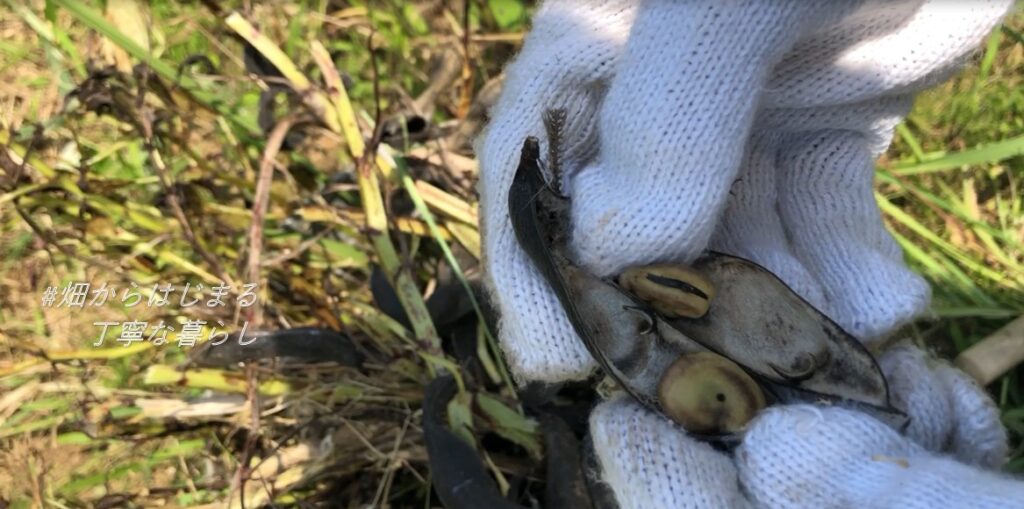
[658,352,766,434]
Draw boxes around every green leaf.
[126,207,170,233]
[475,393,541,459]
[0,413,71,438]
[152,438,205,460]
[109,405,142,419]
[488,0,525,30]
[978,29,1002,82]
[887,133,1024,175]
[44,0,57,21]
[57,431,95,445]
[402,4,429,35]
[22,397,70,412]
[448,392,476,447]
[319,238,369,268]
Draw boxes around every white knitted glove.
[477,0,1018,507]
[590,345,1017,509]
[478,0,1013,381]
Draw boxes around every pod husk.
[507,132,904,440]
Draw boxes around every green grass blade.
[393,151,514,392]
[887,133,1024,175]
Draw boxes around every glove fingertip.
[494,300,596,384]
[878,345,953,451]
[484,239,597,383]
[739,405,921,508]
[935,364,1009,469]
[590,398,743,509]
[569,162,719,275]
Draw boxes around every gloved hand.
[591,344,1017,508]
[476,0,1018,507]
[479,0,1013,379]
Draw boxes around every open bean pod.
[508,113,904,440]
